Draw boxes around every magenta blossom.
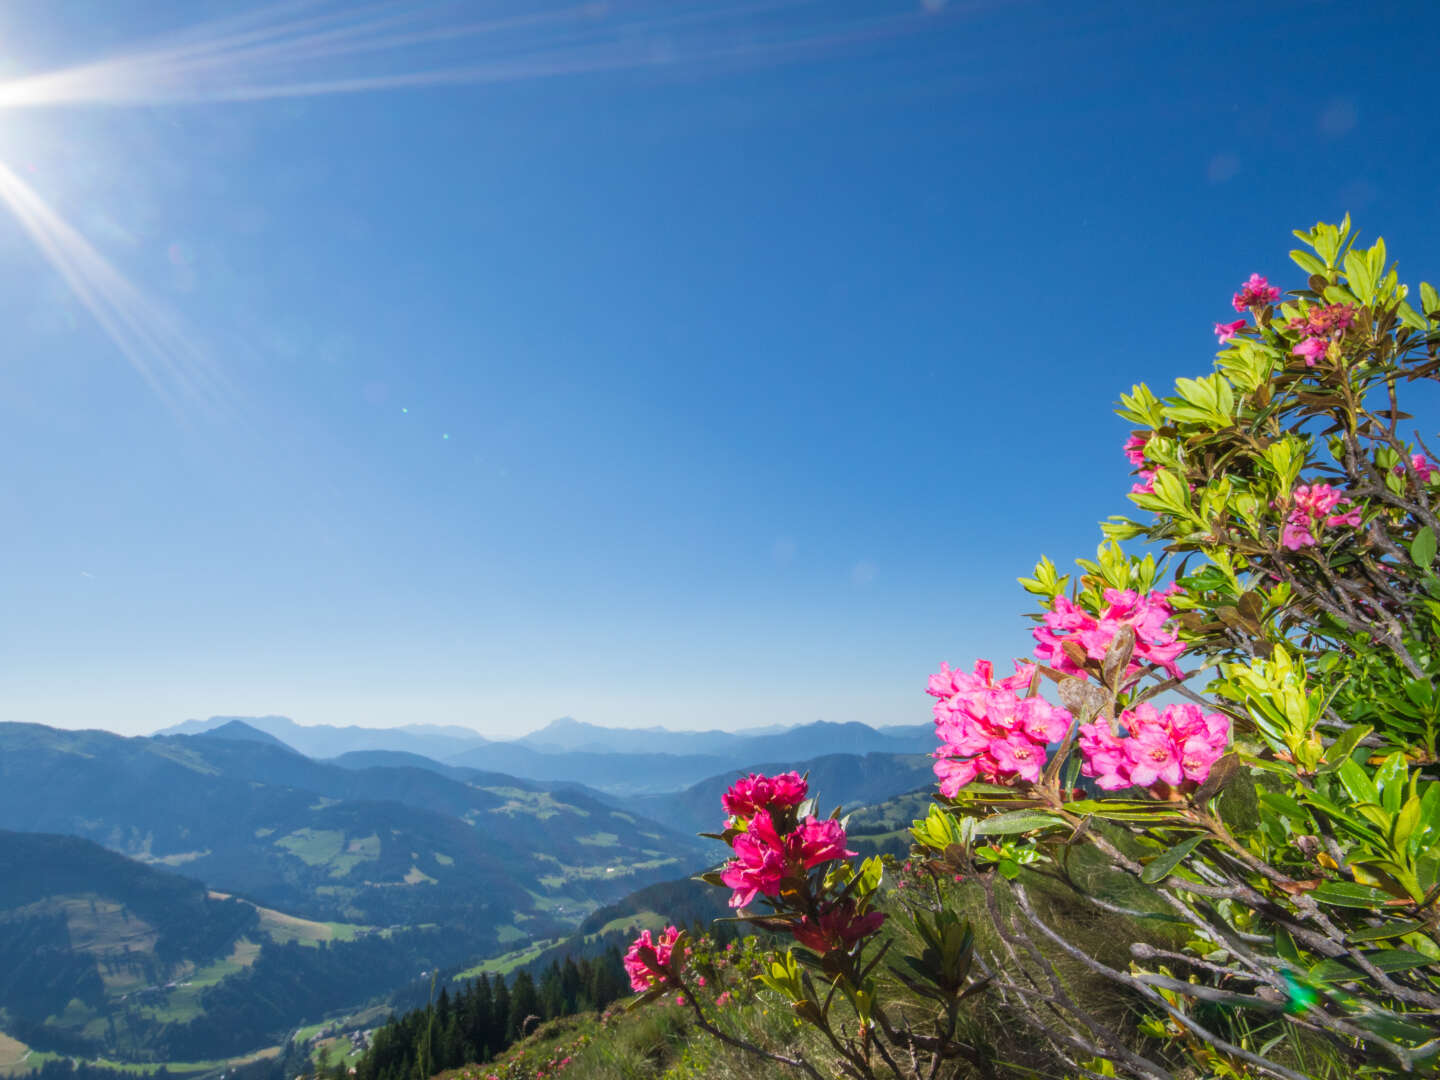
[1394,453,1438,484]
[624,926,681,992]
[1032,587,1186,683]
[720,810,788,908]
[1123,433,1151,467]
[722,771,808,819]
[1214,319,1247,343]
[1292,337,1329,366]
[718,809,855,908]
[1130,469,1158,496]
[928,658,1072,796]
[1281,483,1362,550]
[1232,273,1281,312]
[1078,703,1229,792]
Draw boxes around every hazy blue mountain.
[448,721,936,795]
[512,716,934,760]
[153,714,490,760]
[193,717,302,752]
[445,742,734,794]
[514,716,753,756]
[629,751,936,838]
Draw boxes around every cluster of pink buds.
[623,926,682,992]
[927,659,1071,794]
[1280,483,1363,550]
[1032,587,1186,683]
[1078,703,1229,792]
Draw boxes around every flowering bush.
[629,220,1440,1080]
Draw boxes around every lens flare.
[0,159,229,417]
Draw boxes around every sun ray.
[0,0,958,110]
[0,159,231,420]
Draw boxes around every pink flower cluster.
[1281,483,1362,550]
[721,771,807,819]
[1124,433,1159,496]
[1032,587,1186,683]
[1078,703,1229,790]
[719,806,854,908]
[1394,453,1438,484]
[1232,273,1281,312]
[927,659,1072,795]
[1287,302,1354,367]
[623,926,680,992]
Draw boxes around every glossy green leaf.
[1139,833,1207,884]
[974,810,1062,836]
[1310,881,1395,908]
[1412,526,1437,570]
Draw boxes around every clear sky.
[1,0,1436,738]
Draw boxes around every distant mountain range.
[154,714,492,761]
[156,714,936,795]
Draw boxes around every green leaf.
[1411,526,1437,570]
[1421,281,1440,317]
[1310,881,1395,908]
[1289,249,1326,276]
[1337,758,1380,805]
[1318,724,1373,773]
[974,810,1063,836]
[1139,833,1207,884]
[1373,752,1409,815]
[1347,919,1426,943]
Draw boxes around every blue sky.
[1,0,1436,737]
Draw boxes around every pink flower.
[719,810,854,907]
[1123,433,1151,467]
[791,899,885,954]
[1232,273,1282,312]
[1290,302,1355,339]
[1292,337,1328,366]
[1281,483,1362,550]
[1214,319,1246,343]
[987,733,1045,783]
[624,926,681,991]
[722,771,807,819]
[720,810,787,908]
[1394,453,1438,484]
[794,816,855,868]
[1125,729,1184,787]
[927,658,1072,795]
[1032,588,1186,683]
[675,994,686,1006]
[1078,703,1229,792]
[1130,469,1157,496]
[717,991,731,1007]
[696,975,706,987]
